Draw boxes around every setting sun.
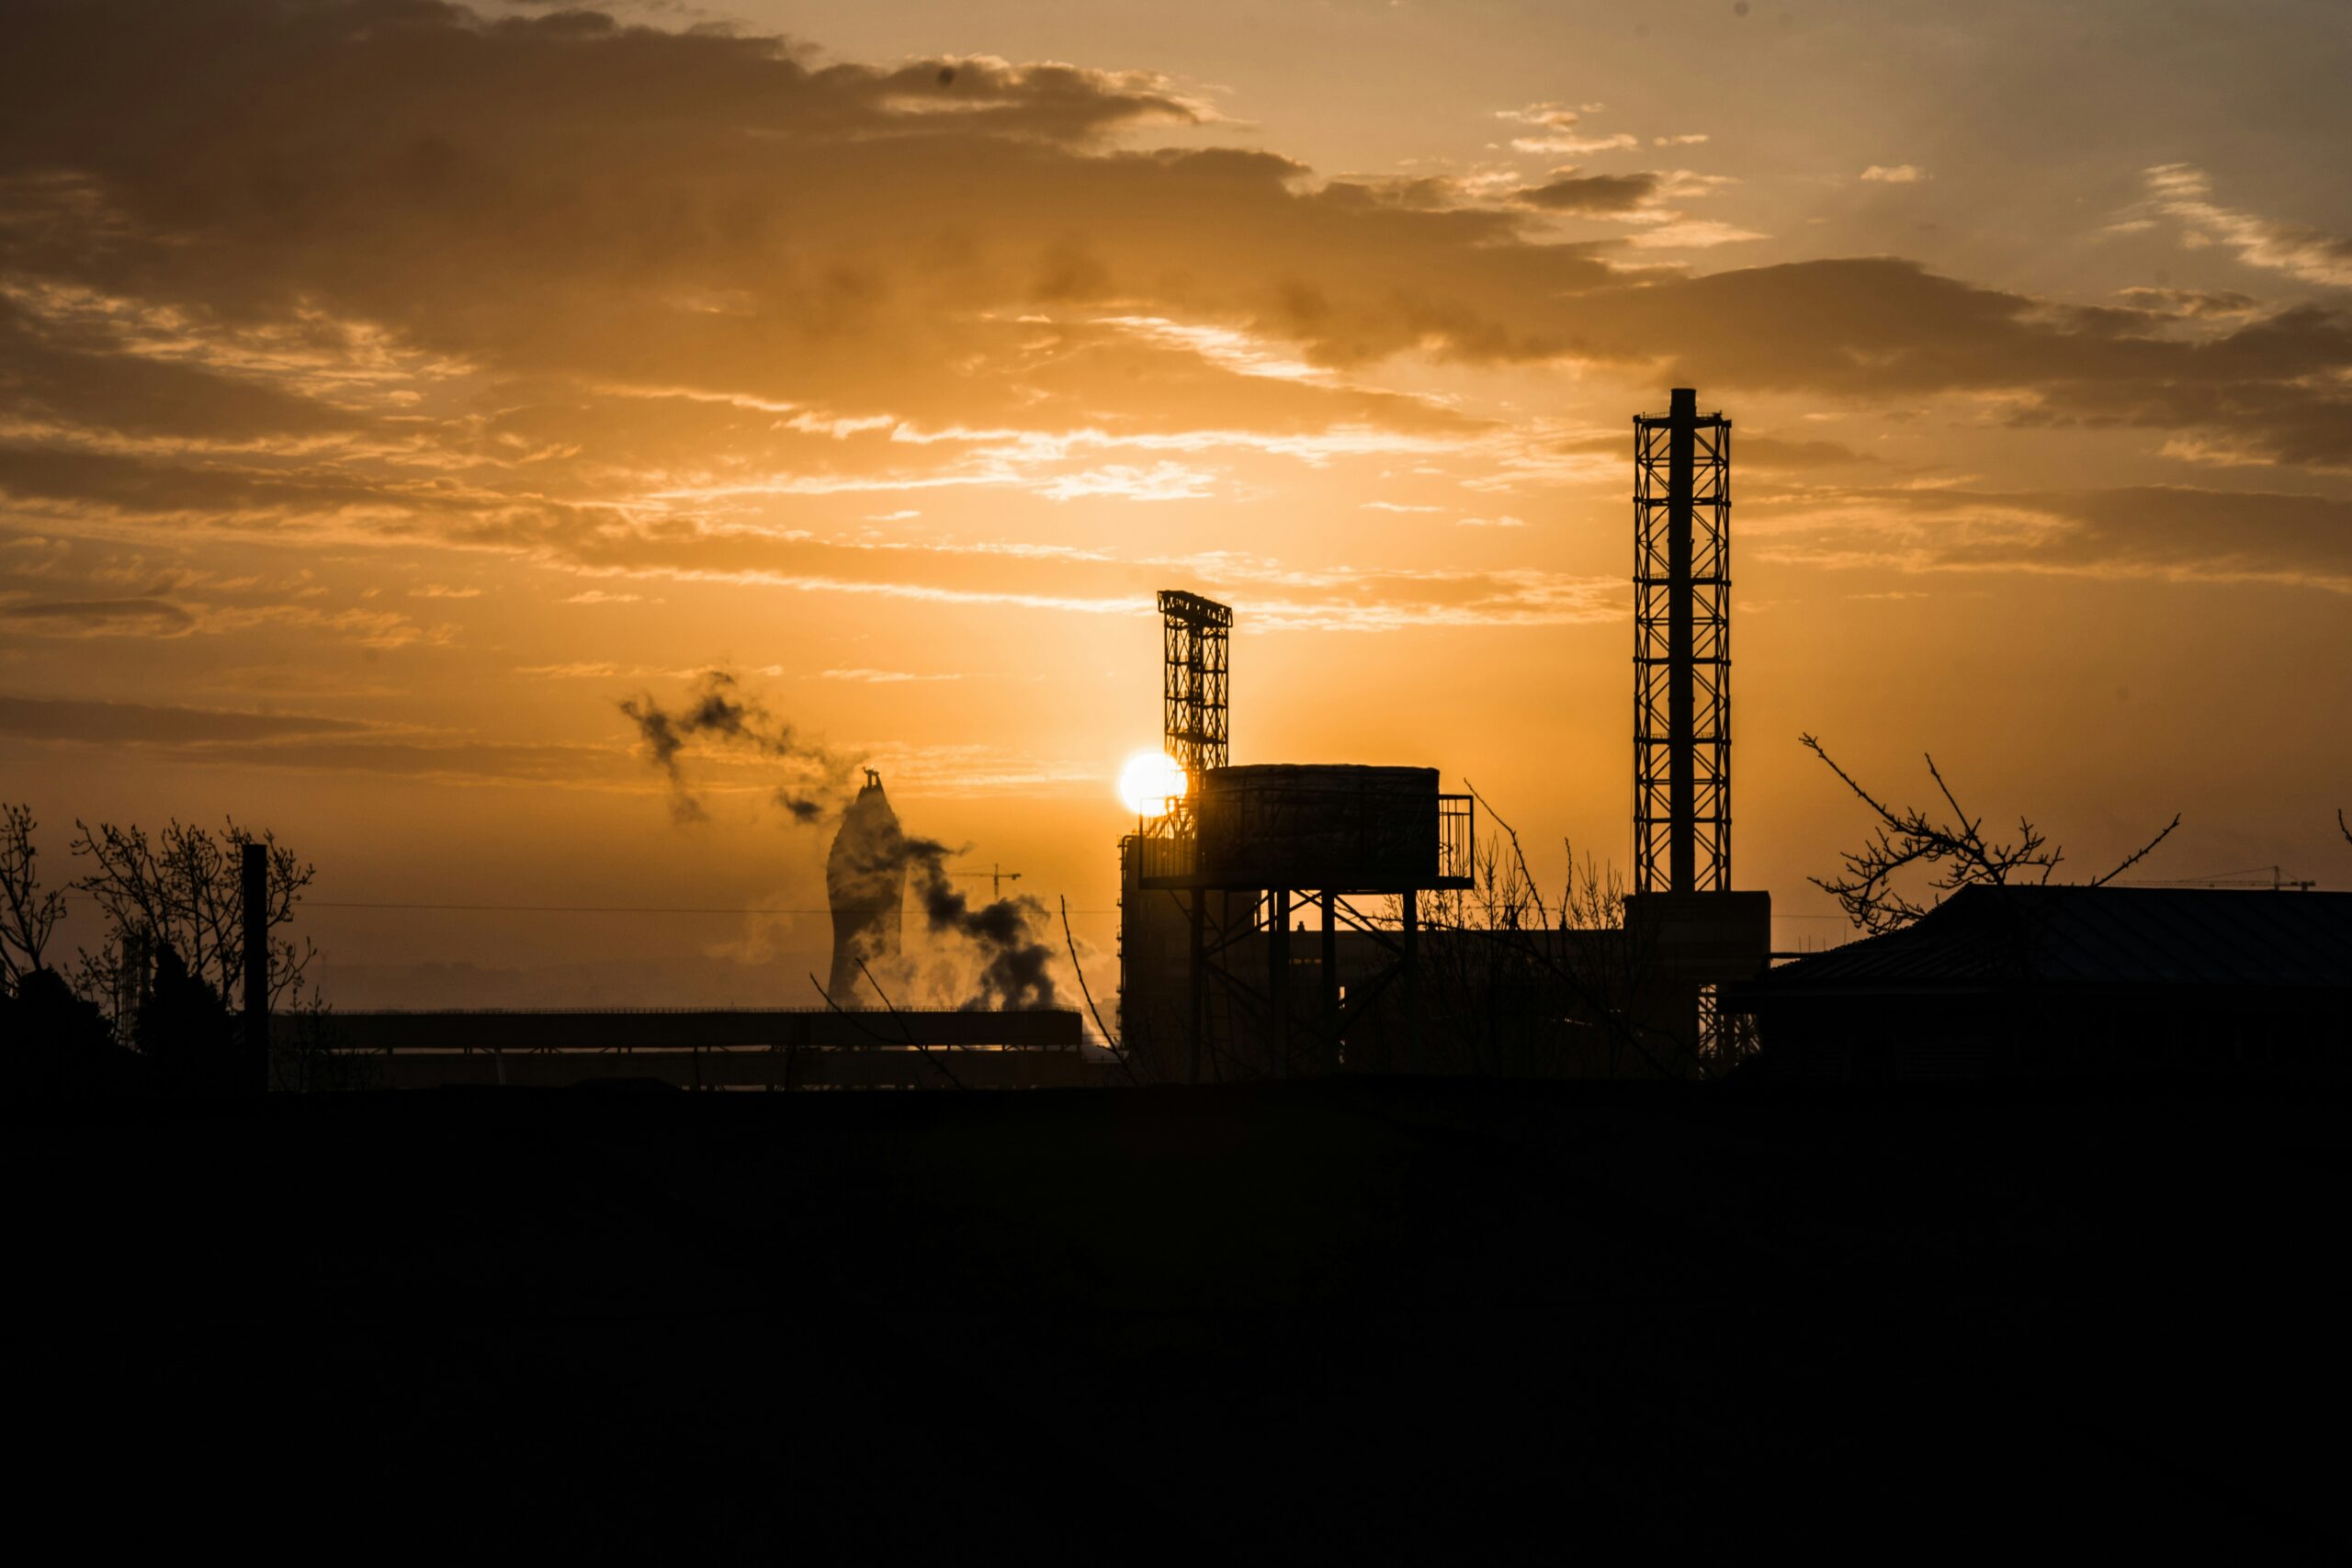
[1117,751,1189,818]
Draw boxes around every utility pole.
[242,841,269,1091]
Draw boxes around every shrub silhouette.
[3,966,151,1099]
[135,945,240,1095]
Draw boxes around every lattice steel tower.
[1159,589,1230,837]
[1634,389,1732,893]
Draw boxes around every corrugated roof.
[1758,885,2352,994]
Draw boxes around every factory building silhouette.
[1115,390,1770,1080]
[1108,389,2348,1083]
[1736,882,2352,1077]
[131,386,2344,1090]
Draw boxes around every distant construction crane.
[949,864,1023,899]
[2118,865,2316,892]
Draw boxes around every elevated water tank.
[1196,764,1442,890]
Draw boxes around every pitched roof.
[1759,885,2352,994]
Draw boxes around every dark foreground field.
[19,1079,2352,1557]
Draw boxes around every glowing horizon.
[1,0,2347,1009]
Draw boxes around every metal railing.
[1135,795,1474,891]
[1437,794,1475,888]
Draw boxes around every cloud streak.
[1755,483,2352,594]
[2139,165,2352,288]
[0,0,2341,674]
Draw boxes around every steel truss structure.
[1182,887,1419,1083]
[1693,982,1758,1067]
[1634,389,1732,895]
[1139,793,1475,1081]
[1159,590,1230,839]
[1122,588,1476,1083]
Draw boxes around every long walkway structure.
[321,1007,1094,1089]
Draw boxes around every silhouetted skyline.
[1,1,2347,1011]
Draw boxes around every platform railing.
[1135,795,1475,891]
[1437,794,1475,888]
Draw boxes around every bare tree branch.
[67,816,319,1028]
[0,803,69,993]
[1060,895,1133,1085]
[1803,733,2181,936]
[806,957,969,1090]
[1416,788,1697,1078]
[1462,779,1552,931]
[2086,815,2184,888]
[1560,840,1627,933]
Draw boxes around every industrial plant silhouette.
[6,389,2349,1090]
[13,390,2352,1560]
[8,0,2351,1548]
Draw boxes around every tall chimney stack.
[1666,388,1698,893]
[826,770,907,1007]
[1633,389,1732,896]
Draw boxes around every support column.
[1401,889,1419,1070]
[1668,387,1697,894]
[1320,891,1339,1074]
[1269,889,1291,1079]
[1187,891,1204,1086]
[242,841,269,1091]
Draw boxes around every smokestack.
[1633,387,1732,896]
[826,769,906,1006]
[1668,387,1697,894]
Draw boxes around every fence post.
[242,842,270,1091]
[1401,889,1419,1069]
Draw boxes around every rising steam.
[905,840,1058,1011]
[620,666,1057,1010]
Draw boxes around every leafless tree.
[1413,829,1563,1075]
[1417,785,1693,1078]
[68,817,319,1029]
[1560,842,1628,933]
[1,803,69,997]
[1549,840,1698,1074]
[1803,734,2179,937]
[1059,896,1136,1085]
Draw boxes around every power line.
[61,888,1867,919]
[306,899,1125,915]
[323,901,834,913]
[59,892,1123,915]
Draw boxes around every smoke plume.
[903,840,1059,1011]
[834,822,1057,1010]
[618,668,854,823]
[620,666,1058,1010]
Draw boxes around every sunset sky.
[4,0,2347,1008]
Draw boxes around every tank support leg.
[1320,891,1339,1074]
[1187,891,1204,1086]
[1402,890,1420,1069]
[1269,889,1291,1079]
